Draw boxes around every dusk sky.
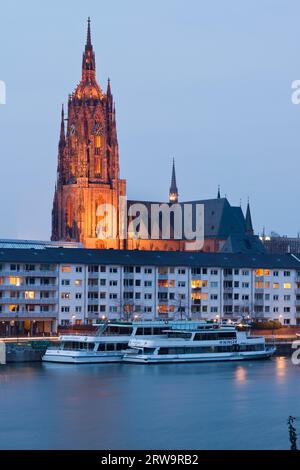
[0,0,299,240]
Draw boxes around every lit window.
[255,281,263,289]
[61,265,71,273]
[61,293,71,299]
[191,280,201,288]
[9,277,21,286]
[9,304,19,312]
[25,291,35,299]
[255,269,264,277]
[265,282,270,288]
[284,283,291,289]
[95,135,101,148]
[272,283,279,289]
[264,270,270,276]
[75,280,82,286]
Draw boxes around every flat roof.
[0,247,299,269]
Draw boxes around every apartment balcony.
[87,273,99,279]
[157,298,168,303]
[0,270,57,277]
[0,284,57,291]
[0,297,58,304]
[0,311,58,319]
[87,285,99,291]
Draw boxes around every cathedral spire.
[217,185,220,199]
[86,17,92,48]
[82,17,96,81]
[169,158,178,203]
[245,199,254,235]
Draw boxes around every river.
[0,357,299,449]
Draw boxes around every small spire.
[107,77,111,96]
[169,158,178,203]
[245,200,254,235]
[60,104,65,141]
[217,185,220,199]
[86,17,92,48]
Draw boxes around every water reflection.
[275,356,287,381]
[235,365,247,384]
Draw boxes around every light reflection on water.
[0,357,299,450]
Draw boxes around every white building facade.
[1,248,300,333]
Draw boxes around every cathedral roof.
[127,197,246,240]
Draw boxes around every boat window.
[194,332,236,341]
[167,332,192,339]
[106,343,115,351]
[97,343,106,351]
[116,343,128,351]
[143,348,156,354]
[104,325,133,336]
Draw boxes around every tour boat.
[123,324,276,364]
[42,320,206,364]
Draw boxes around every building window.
[61,279,70,286]
[10,264,20,271]
[76,266,82,273]
[75,293,82,299]
[272,283,279,289]
[75,280,82,286]
[61,307,70,313]
[25,291,35,300]
[284,271,291,277]
[61,293,71,299]
[9,277,22,286]
[75,307,82,313]
[283,283,291,289]
[144,268,152,274]
[61,265,71,273]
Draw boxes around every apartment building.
[1,248,300,334]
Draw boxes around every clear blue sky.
[0,0,299,239]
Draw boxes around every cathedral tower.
[51,19,126,248]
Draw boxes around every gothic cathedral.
[51,19,126,249]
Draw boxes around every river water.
[0,357,299,450]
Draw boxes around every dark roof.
[0,247,299,269]
[220,234,265,255]
[127,197,246,239]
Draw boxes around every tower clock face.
[70,123,76,136]
[93,123,104,136]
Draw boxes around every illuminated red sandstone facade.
[51,19,126,249]
[52,19,263,254]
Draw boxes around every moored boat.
[42,320,206,364]
[123,324,276,364]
